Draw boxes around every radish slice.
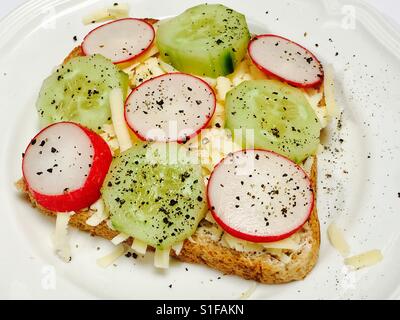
[125,73,216,143]
[22,122,112,212]
[207,149,314,242]
[82,18,155,64]
[248,34,323,88]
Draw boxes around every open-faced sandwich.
[16,3,337,283]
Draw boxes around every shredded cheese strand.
[327,223,350,257]
[344,250,383,270]
[82,4,129,25]
[86,198,109,227]
[154,248,170,269]
[205,211,216,224]
[110,88,132,152]
[111,232,130,245]
[107,3,130,18]
[262,237,301,251]
[172,241,184,256]
[239,282,258,300]
[215,76,233,101]
[53,212,74,263]
[97,244,127,268]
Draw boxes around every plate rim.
[1,0,399,55]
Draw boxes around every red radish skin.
[22,122,112,213]
[124,72,216,143]
[207,149,314,243]
[82,18,155,65]
[248,34,324,88]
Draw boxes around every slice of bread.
[15,157,319,284]
[16,17,320,283]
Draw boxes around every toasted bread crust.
[15,157,319,284]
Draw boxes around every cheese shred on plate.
[122,45,160,83]
[99,124,119,155]
[53,212,75,263]
[327,223,350,257]
[86,198,109,227]
[344,250,383,270]
[111,232,130,245]
[131,238,147,255]
[154,248,170,269]
[82,3,129,25]
[323,64,338,118]
[97,244,127,268]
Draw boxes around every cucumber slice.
[36,54,129,132]
[156,4,250,78]
[102,143,207,249]
[225,80,320,163]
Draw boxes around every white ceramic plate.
[1,0,400,299]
